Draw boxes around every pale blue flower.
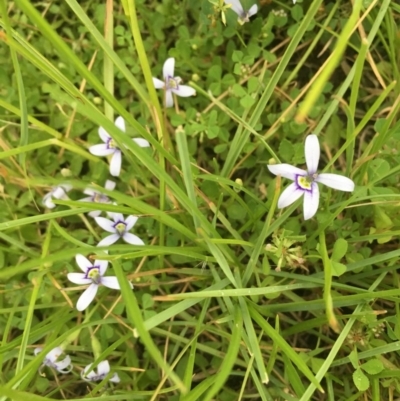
[89,117,150,177]
[268,135,355,220]
[224,0,258,24]
[152,58,196,108]
[67,254,131,311]
[81,360,120,383]
[34,346,72,374]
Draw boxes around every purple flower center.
[92,192,109,203]
[106,137,117,150]
[296,174,315,192]
[113,221,127,235]
[85,266,101,284]
[166,76,182,90]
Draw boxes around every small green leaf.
[331,238,348,261]
[331,262,346,277]
[278,139,294,160]
[240,94,255,108]
[232,50,243,62]
[353,368,370,391]
[348,349,359,370]
[361,359,384,375]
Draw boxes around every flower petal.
[76,284,98,311]
[316,173,355,192]
[277,182,304,208]
[173,85,196,97]
[224,0,243,16]
[125,215,138,231]
[110,150,122,177]
[61,184,73,193]
[89,144,114,156]
[98,126,110,142]
[43,195,55,209]
[303,182,319,220]
[268,164,307,181]
[75,254,93,271]
[110,373,120,383]
[46,347,63,363]
[165,90,174,108]
[153,77,165,89]
[82,363,97,381]
[114,116,126,132]
[305,134,320,175]
[95,217,115,233]
[79,196,94,202]
[52,187,67,200]
[67,273,91,285]
[101,276,121,290]
[163,57,175,79]
[112,213,124,223]
[248,4,258,17]
[88,210,101,218]
[55,356,73,373]
[133,138,150,148]
[97,234,120,247]
[97,259,108,276]
[34,347,43,356]
[97,360,110,376]
[105,180,116,190]
[122,232,145,245]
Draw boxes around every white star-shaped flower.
[267,134,355,220]
[67,254,131,311]
[89,116,150,177]
[152,57,196,108]
[34,346,73,374]
[81,360,120,383]
[95,213,144,247]
[79,180,116,218]
[224,0,258,24]
[42,184,72,209]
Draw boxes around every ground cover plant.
[1,0,400,400]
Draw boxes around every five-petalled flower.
[79,180,116,218]
[34,346,73,374]
[152,58,196,108]
[224,0,258,24]
[267,134,355,220]
[81,360,120,383]
[67,254,131,311]
[42,184,72,209]
[95,213,145,247]
[89,116,150,177]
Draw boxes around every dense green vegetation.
[1,0,400,400]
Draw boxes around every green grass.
[1,0,400,400]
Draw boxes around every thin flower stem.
[319,231,340,333]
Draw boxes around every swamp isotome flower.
[95,213,144,247]
[42,184,72,209]
[81,360,120,383]
[224,0,258,24]
[67,254,130,311]
[152,57,196,108]
[267,134,355,220]
[79,180,116,218]
[89,116,150,177]
[34,346,73,374]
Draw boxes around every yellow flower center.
[297,176,312,190]
[115,222,126,234]
[87,267,101,284]
[167,77,182,90]
[93,193,108,203]
[107,138,116,149]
